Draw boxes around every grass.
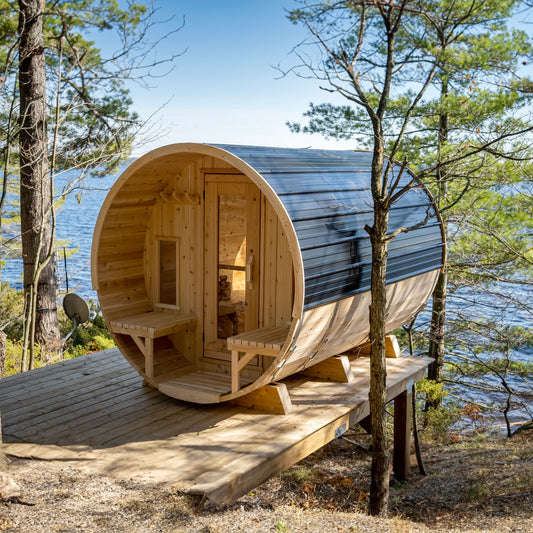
[1,284,115,377]
[274,518,288,532]
[463,481,489,502]
[281,465,317,486]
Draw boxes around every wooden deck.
[0,348,430,505]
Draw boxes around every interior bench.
[110,310,196,380]
[226,326,290,393]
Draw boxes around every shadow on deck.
[0,348,430,505]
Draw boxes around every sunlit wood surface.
[0,348,430,505]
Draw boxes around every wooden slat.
[204,179,218,359]
[2,371,141,432]
[110,310,196,339]
[276,221,292,326]
[60,396,183,446]
[228,327,289,349]
[246,182,260,331]
[261,199,278,329]
[10,377,155,442]
[1,355,130,408]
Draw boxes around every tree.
[413,0,532,406]
[287,0,533,514]
[1,0,183,367]
[288,0,442,516]
[287,0,533,408]
[18,0,59,364]
[0,0,20,286]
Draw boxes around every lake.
[2,169,119,302]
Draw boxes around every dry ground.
[0,429,531,532]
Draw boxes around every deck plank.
[11,381,161,441]
[0,350,126,403]
[3,373,142,433]
[0,348,430,505]
[2,366,139,425]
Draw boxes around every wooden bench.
[227,327,290,393]
[110,310,196,380]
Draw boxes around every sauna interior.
[92,144,445,403]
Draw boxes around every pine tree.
[287,0,533,408]
[286,0,533,514]
[1,0,182,366]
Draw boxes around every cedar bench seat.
[227,327,290,393]
[110,310,196,380]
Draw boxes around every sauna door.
[204,175,260,360]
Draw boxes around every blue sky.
[116,0,532,155]
[122,0,354,154]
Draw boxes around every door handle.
[246,254,254,290]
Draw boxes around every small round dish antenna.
[62,293,90,344]
[63,293,90,324]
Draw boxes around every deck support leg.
[231,350,258,393]
[131,335,154,380]
[358,415,372,434]
[393,389,412,481]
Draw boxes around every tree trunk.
[0,330,5,379]
[368,203,390,517]
[18,0,60,356]
[427,267,447,406]
[426,76,449,407]
[0,329,5,468]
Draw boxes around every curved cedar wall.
[92,144,445,403]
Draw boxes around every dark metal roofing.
[215,144,445,310]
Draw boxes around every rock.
[0,472,21,501]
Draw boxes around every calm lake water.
[2,168,531,430]
[3,170,119,301]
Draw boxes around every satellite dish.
[63,293,90,324]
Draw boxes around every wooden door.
[204,175,260,361]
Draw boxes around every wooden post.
[393,389,412,481]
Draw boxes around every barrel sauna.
[91,144,445,403]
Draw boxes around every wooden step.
[158,370,252,404]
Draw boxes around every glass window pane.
[217,194,247,340]
[159,240,176,306]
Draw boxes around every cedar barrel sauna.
[91,144,445,404]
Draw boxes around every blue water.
[2,168,531,430]
[2,169,120,302]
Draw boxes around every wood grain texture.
[1,348,430,506]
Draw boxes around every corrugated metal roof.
[215,144,445,310]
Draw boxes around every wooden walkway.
[0,348,430,505]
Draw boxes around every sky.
[109,0,533,156]
[116,0,354,155]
